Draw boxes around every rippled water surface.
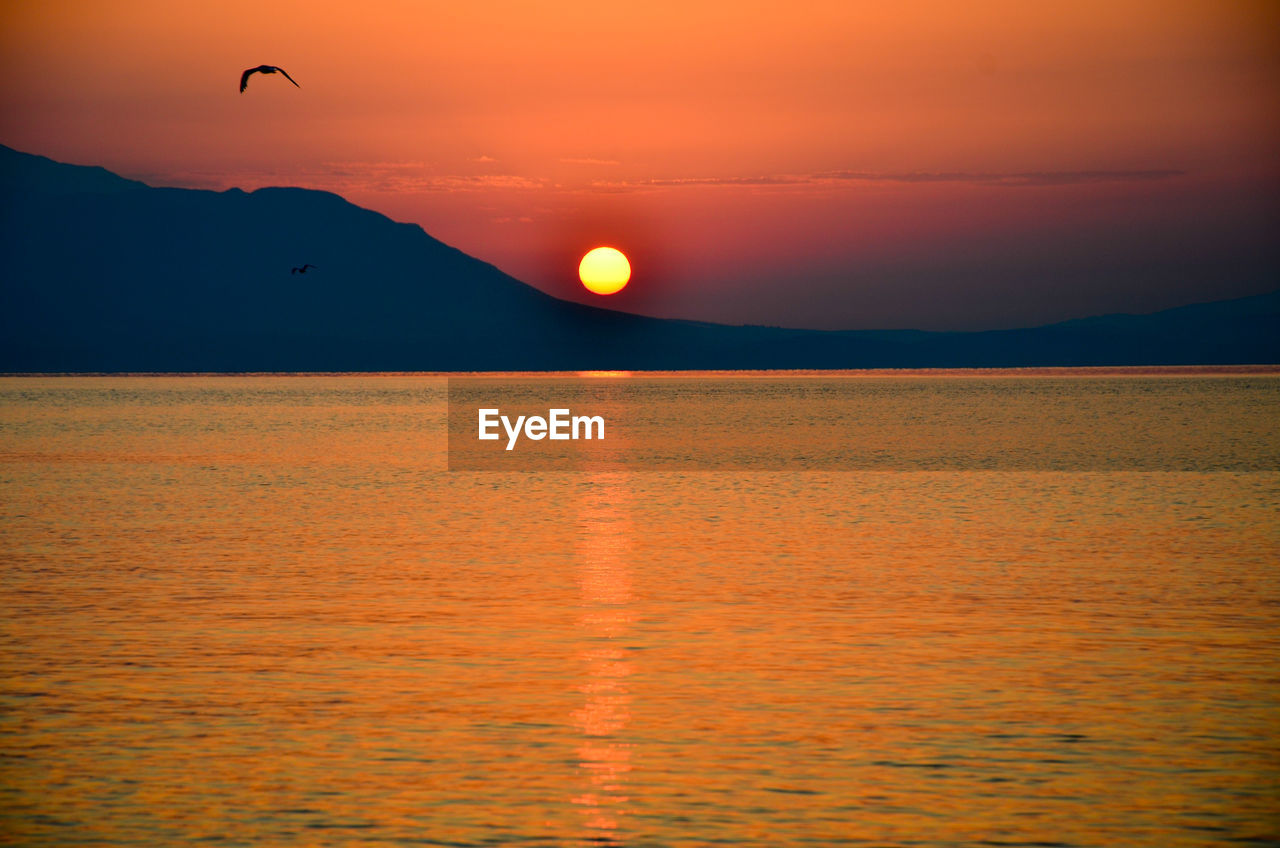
[2,372,1277,846]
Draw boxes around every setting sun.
[579,247,631,295]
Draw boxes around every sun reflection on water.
[570,472,634,845]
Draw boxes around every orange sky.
[2,0,1277,328]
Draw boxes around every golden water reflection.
[571,473,634,844]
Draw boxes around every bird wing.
[239,68,254,92]
[276,67,300,87]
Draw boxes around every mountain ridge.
[1,144,1276,371]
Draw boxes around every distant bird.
[291,264,317,275]
[240,65,299,93]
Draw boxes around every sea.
[1,369,1277,847]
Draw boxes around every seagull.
[291,264,317,275]
[240,65,299,93]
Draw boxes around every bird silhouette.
[240,65,299,93]
[291,264,317,275]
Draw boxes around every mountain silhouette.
[1,144,1276,371]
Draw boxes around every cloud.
[404,175,547,191]
[136,162,1186,198]
[594,175,806,188]
[314,161,547,192]
[560,157,621,166]
[321,160,431,170]
[590,168,1186,192]
[816,169,1187,186]
[470,155,497,163]
[142,162,546,194]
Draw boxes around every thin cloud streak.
[133,162,1187,197]
[590,169,1187,191]
[819,169,1188,186]
[127,163,546,194]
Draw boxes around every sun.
[579,247,631,295]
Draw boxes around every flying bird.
[291,264,317,275]
[240,65,299,93]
